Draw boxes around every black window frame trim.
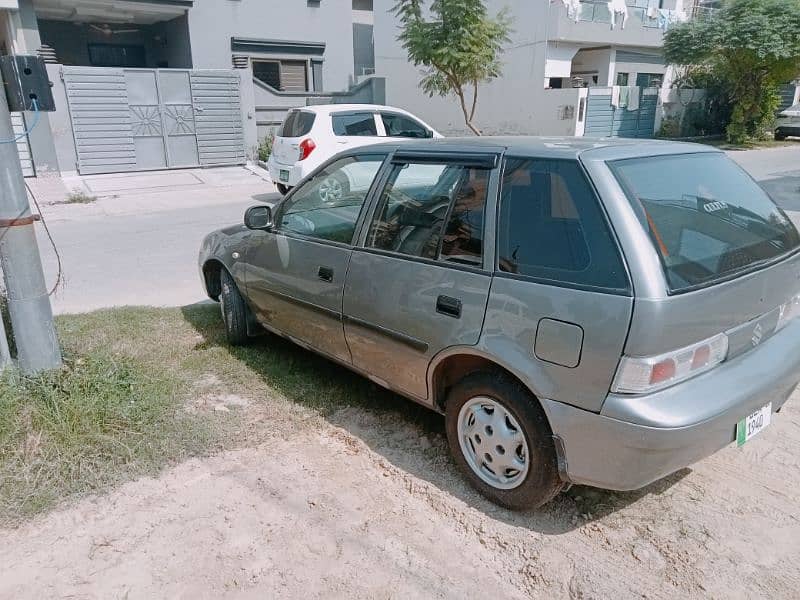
[494,155,633,297]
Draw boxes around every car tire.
[774,131,787,141]
[445,371,564,510]
[276,183,290,195]
[219,269,250,346]
[318,171,350,204]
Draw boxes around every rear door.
[343,152,499,401]
[379,111,434,140]
[243,153,387,362]
[273,109,316,166]
[330,110,381,153]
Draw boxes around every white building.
[374,0,703,137]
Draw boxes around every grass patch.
[0,303,437,526]
[699,137,797,151]
[62,189,97,204]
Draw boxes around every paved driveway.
[35,167,278,314]
[35,146,800,314]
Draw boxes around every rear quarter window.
[280,111,316,138]
[497,158,629,292]
[610,153,800,293]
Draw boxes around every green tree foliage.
[394,0,511,135]
[664,0,800,144]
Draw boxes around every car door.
[379,112,435,140]
[243,153,387,363]
[343,152,500,402]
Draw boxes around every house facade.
[373,0,707,137]
[0,0,379,176]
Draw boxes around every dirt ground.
[1,382,799,600]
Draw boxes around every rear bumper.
[266,156,310,187]
[542,320,800,491]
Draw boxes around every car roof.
[344,136,722,161]
[294,104,416,116]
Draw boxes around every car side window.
[332,113,378,136]
[278,154,385,244]
[497,158,628,290]
[380,113,431,139]
[366,162,489,264]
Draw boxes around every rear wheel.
[445,372,564,510]
[219,269,250,346]
[276,183,290,195]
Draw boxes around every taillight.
[298,138,316,161]
[612,333,729,394]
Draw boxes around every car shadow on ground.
[181,302,689,535]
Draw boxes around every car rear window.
[610,153,800,293]
[280,111,315,138]
[332,112,378,136]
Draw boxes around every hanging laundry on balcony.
[657,9,688,31]
[609,0,628,29]
[554,0,582,22]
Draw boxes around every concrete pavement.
[33,144,800,315]
[34,166,278,314]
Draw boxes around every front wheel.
[219,269,250,346]
[317,172,350,204]
[276,183,290,195]
[445,372,564,510]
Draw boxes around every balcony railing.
[576,0,691,29]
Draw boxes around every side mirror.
[244,205,273,230]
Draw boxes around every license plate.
[279,169,289,182]
[736,403,772,446]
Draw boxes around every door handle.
[436,295,462,319]
[318,266,334,282]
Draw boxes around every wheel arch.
[427,347,545,414]
[201,258,226,300]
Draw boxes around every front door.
[243,153,386,362]
[343,154,498,402]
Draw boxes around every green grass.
[62,189,97,204]
[0,304,436,526]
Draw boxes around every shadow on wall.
[180,301,689,534]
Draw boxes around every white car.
[266,104,442,197]
[775,102,800,141]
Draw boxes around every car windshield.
[610,153,800,292]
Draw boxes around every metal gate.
[584,87,659,138]
[62,67,246,175]
[11,113,34,177]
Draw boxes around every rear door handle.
[318,266,334,282]
[436,295,462,318]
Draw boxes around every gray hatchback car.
[199,137,800,509]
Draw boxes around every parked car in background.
[775,103,800,141]
[266,104,441,196]
[201,137,800,509]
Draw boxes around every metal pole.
[0,69,61,374]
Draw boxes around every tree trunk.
[456,85,482,135]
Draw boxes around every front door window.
[277,154,385,244]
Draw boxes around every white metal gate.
[62,67,246,175]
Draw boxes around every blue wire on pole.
[0,98,40,144]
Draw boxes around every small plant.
[63,189,97,204]
[656,116,681,138]
[257,133,275,163]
